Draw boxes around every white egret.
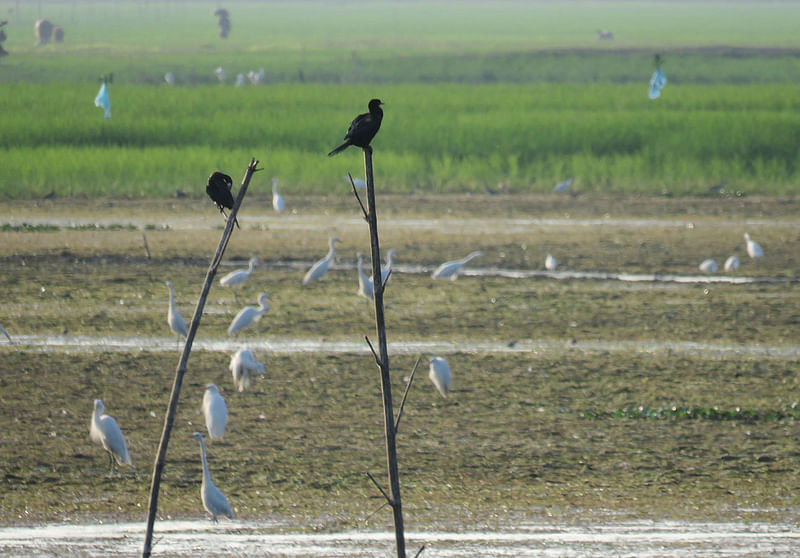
[235,73,246,87]
[428,357,451,398]
[215,66,226,83]
[0,325,12,343]
[272,177,285,213]
[164,72,175,86]
[724,255,740,272]
[219,257,258,288]
[744,233,763,258]
[380,248,397,285]
[302,237,341,285]
[345,175,367,189]
[699,259,718,273]
[166,280,188,341]
[431,251,482,280]
[90,399,133,472]
[545,254,558,271]
[227,293,269,336]
[356,253,374,300]
[553,177,574,193]
[229,348,265,392]
[192,432,234,522]
[202,384,227,440]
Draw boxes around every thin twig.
[142,158,259,558]
[141,233,151,260]
[365,471,394,506]
[394,355,423,433]
[348,172,369,220]
[363,501,390,524]
[365,335,380,365]
[413,545,426,558]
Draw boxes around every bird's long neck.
[326,243,337,260]
[272,182,278,195]
[258,295,269,311]
[248,260,256,273]
[198,437,211,484]
[168,285,177,311]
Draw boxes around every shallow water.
[3,334,799,361]
[5,213,800,233]
[0,519,797,557]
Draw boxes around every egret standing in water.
[192,432,234,522]
[356,253,374,300]
[345,175,367,189]
[553,177,573,193]
[202,384,227,440]
[303,237,341,285]
[328,98,384,156]
[219,257,258,288]
[545,254,558,271]
[744,233,763,258]
[428,357,452,398]
[431,251,482,280]
[724,255,740,272]
[271,177,285,213]
[90,399,133,472]
[227,293,269,336]
[229,348,265,391]
[166,280,188,344]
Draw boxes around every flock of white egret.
[697,232,763,274]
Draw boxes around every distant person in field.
[0,21,9,57]
[328,99,384,156]
[214,8,231,39]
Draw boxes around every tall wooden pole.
[363,147,406,557]
[142,159,259,558]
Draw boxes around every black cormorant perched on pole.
[206,171,239,228]
[328,98,384,156]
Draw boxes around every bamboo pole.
[142,158,259,558]
[362,147,406,557]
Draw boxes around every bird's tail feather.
[327,142,350,157]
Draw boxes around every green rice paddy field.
[1,0,800,534]
[1,1,799,196]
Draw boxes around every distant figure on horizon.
[328,99,384,156]
[649,53,667,100]
[214,8,231,39]
[597,29,614,40]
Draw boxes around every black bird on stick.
[328,98,384,156]
[206,171,240,228]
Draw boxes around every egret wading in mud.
[229,348,265,391]
[724,255,740,272]
[429,357,452,398]
[356,252,374,300]
[553,177,573,193]
[545,254,558,271]
[90,399,133,473]
[699,259,718,273]
[744,233,763,259]
[192,432,234,522]
[202,384,227,440]
[271,177,285,213]
[303,237,341,285]
[431,251,482,280]
[219,257,258,292]
[228,293,269,336]
[166,280,188,345]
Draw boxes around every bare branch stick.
[413,545,426,558]
[365,471,394,505]
[365,335,380,364]
[348,172,369,220]
[142,233,151,260]
[394,355,423,433]
[363,501,390,524]
[142,158,260,558]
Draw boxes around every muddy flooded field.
[1,195,799,555]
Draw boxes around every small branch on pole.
[365,335,380,364]
[142,158,260,558]
[348,172,369,220]
[365,470,393,505]
[394,355,423,433]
